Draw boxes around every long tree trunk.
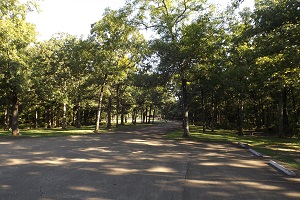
[76,103,82,128]
[201,89,206,133]
[291,88,299,127]
[106,95,112,130]
[144,107,147,123]
[35,106,38,128]
[182,78,190,138]
[283,87,289,135]
[148,105,152,124]
[95,85,105,133]
[152,109,155,124]
[211,94,215,132]
[278,90,284,137]
[62,103,67,129]
[140,108,143,124]
[46,106,51,128]
[11,92,19,136]
[116,84,120,128]
[121,102,125,125]
[4,106,9,131]
[238,96,244,136]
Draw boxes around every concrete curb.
[238,142,246,148]
[269,160,296,177]
[249,148,263,157]
[238,141,297,176]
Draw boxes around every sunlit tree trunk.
[35,106,38,128]
[11,92,19,136]
[182,78,190,138]
[62,103,67,129]
[121,102,125,125]
[95,85,105,133]
[106,95,112,129]
[238,96,244,136]
[4,106,9,131]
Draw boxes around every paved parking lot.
[0,122,299,200]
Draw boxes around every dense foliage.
[0,0,299,137]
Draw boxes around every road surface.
[0,122,299,200]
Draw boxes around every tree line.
[0,0,299,137]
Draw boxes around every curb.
[238,142,246,148]
[238,141,297,177]
[249,148,263,157]
[269,160,296,177]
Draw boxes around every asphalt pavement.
[0,122,299,200]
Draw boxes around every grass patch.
[0,122,160,138]
[166,125,300,170]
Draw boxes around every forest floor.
[0,121,300,199]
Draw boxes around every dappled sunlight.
[0,185,11,190]
[284,191,300,198]
[240,181,282,190]
[107,167,140,175]
[2,156,108,167]
[34,157,67,165]
[146,166,177,173]
[185,179,222,185]
[124,139,176,147]
[79,147,117,153]
[0,142,12,145]
[0,123,299,199]
[4,158,30,166]
[69,186,98,192]
[155,152,189,159]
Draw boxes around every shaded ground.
[0,122,299,200]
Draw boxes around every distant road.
[0,121,299,200]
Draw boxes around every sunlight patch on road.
[107,167,140,175]
[34,157,66,165]
[4,158,30,166]
[0,185,11,190]
[186,180,222,185]
[70,186,98,192]
[79,147,117,153]
[146,166,176,173]
[240,181,282,190]
[124,139,176,147]
[0,142,12,145]
[284,191,300,198]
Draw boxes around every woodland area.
[0,0,299,137]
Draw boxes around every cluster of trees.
[1,0,299,137]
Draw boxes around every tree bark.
[4,106,10,131]
[76,103,82,128]
[106,95,112,129]
[62,103,67,129]
[11,92,20,136]
[238,96,244,136]
[201,89,206,133]
[152,109,155,124]
[35,106,38,128]
[116,84,120,127]
[182,78,190,138]
[95,84,105,133]
[148,105,152,124]
[121,102,125,125]
[278,90,284,137]
[283,87,289,135]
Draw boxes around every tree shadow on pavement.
[0,122,299,200]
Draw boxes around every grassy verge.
[165,125,300,170]
[0,122,160,138]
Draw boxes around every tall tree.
[250,0,300,137]
[128,0,207,137]
[0,0,37,135]
[90,7,145,132]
